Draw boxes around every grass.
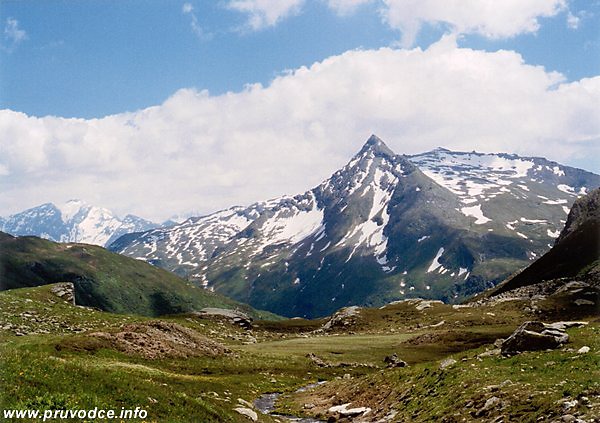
[1,283,598,422]
[0,233,280,320]
[278,324,600,422]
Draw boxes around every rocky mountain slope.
[0,231,275,318]
[110,135,600,318]
[486,187,600,299]
[0,199,158,247]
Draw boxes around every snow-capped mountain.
[110,136,600,317]
[1,200,158,247]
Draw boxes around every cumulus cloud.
[226,0,305,30]
[383,0,568,46]
[1,38,599,220]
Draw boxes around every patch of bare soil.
[402,330,496,347]
[89,320,230,359]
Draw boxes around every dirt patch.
[402,330,498,348]
[87,320,230,359]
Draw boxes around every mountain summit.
[356,134,396,158]
[1,200,158,247]
[30,136,600,318]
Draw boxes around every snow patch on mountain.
[460,204,491,224]
[427,247,445,273]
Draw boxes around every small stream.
[254,382,326,422]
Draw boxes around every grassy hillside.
[0,232,277,319]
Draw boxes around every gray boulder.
[50,282,76,305]
[384,353,408,368]
[193,308,253,329]
[501,321,581,356]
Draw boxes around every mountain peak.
[356,135,396,158]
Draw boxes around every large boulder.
[500,321,586,356]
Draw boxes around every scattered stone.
[322,306,361,330]
[193,308,253,330]
[415,300,443,311]
[439,358,457,370]
[89,320,230,359]
[474,396,502,417]
[306,353,329,367]
[559,399,578,411]
[384,353,407,368]
[237,398,254,409]
[303,403,315,409]
[574,299,594,306]
[343,373,351,380]
[234,407,258,421]
[50,282,76,305]
[478,349,501,358]
[577,346,590,354]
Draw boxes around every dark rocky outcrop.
[490,188,600,298]
[501,321,587,356]
[384,353,408,368]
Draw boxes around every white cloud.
[227,0,305,30]
[2,18,27,52]
[325,0,568,47]
[566,11,580,29]
[1,38,599,221]
[327,0,374,15]
[182,2,211,40]
[4,18,26,43]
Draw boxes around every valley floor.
[1,284,598,422]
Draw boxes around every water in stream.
[254,382,326,422]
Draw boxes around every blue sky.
[0,0,599,220]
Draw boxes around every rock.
[306,353,329,367]
[415,300,443,311]
[50,282,76,305]
[237,398,254,409]
[478,349,501,358]
[544,321,588,331]
[501,321,571,356]
[343,373,351,380]
[475,396,502,417]
[560,399,578,411]
[439,358,457,370]
[193,308,253,329]
[384,353,407,368]
[322,306,361,330]
[328,403,371,417]
[234,407,258,421]
[577,346,590,354]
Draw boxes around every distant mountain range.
[0,200,159,247]
[108,136,600,318]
